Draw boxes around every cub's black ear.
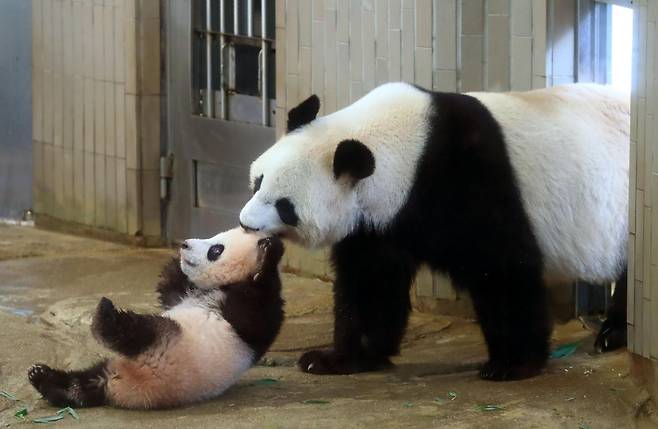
[333,139,375,184]
[287,95,320,132]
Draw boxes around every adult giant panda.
[239,82,629,381]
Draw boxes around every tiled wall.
[276,0,565,301]
[276,0,551,139]
[628,0,658,359]
[32,0,162,243]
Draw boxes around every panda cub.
[27,228,284,409]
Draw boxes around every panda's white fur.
[242,83,432,247]
[241,82,629,284]
[106,290,255,408]
[105,229,265,408]
[472,85,629,282]
[28,228,285,409]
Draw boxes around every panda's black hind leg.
[595,268,627,353]
[459,264,551,381]
[92,297,181,357]
[28,361,108,408]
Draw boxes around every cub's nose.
[181,240,190,250]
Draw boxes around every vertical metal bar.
[205,0,214,118]
[219,0,227,119]
[234,0,240,34]
[247,0,253,36]
[260,0,268,126]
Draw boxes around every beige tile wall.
[628,0,658,359]
[277,0,550,133]
[32,0,162,243]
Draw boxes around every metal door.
[166,0,276,241]
[0,0,32,221]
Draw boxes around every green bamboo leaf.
[550,341,581,359]
[478,404,503,412]
[58,406,80,420]
[14,407,28,420]
[302,399,331,405]
[403,401,414,408]
[32,414,65,423]
[254,378,279,386]
[0,391,17,401]
[447,391,457,400]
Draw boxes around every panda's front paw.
[595,318,627,353]
[298,349,356,375]
[479,360,544,381]
[298,349,391,375]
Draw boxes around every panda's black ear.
[287,95,320,132]
[333,139,375,184]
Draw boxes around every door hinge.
[160,154,174,200]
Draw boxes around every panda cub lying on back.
[27,228,284,409]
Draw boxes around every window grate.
[192,0,275,126]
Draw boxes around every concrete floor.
[0,224,653,428]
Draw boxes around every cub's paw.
[28,364,67,391]
[298,349,391,375]
[479,360,544,381]
[27,364,76,407]
[257,237,284,266]
[595,319,627,353]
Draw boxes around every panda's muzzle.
[239,221,260,232]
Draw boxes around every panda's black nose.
[240,221,260,232]
[181,240,190,250]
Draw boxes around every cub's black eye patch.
[275,198,299,226]
[253,175,263,194]
[207,244,225,261]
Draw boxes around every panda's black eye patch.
[275,198,299,226]
[207,244,225,261]
[253,175,264,194]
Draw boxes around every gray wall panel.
[0,0,32,220]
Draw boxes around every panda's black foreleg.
[298,234,418,375]
[91,297,181,357]
[460,266,551,381]
[595,268,628,352]
[156,257,194,309]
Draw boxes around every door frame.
[165,0,275,241]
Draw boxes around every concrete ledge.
[629,353,658,427]
[35,213,163,247]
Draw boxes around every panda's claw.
[479,360,543,381]
[28,363,51,383]
[594,320,627,353]
[298,349,391,375]
[27,364,69,392]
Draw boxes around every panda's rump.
[107,306,254,409]
[471,85,630,282]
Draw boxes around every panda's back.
[350,83,629,282]
[470,84,630,282]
